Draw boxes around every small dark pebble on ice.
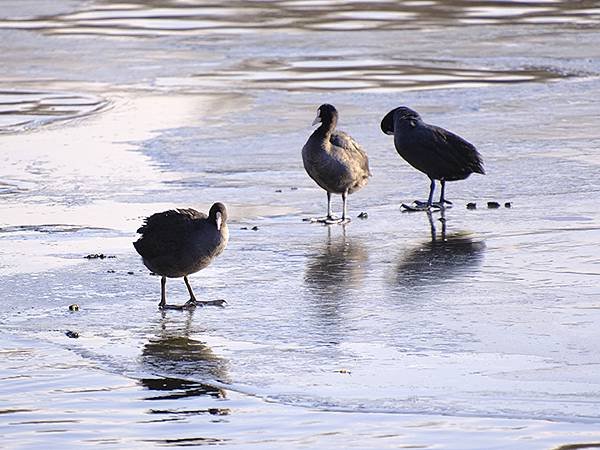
[240,227,248,230]
[290,187,298,191]
[466,202,477,210]
[107,269,115,273]
[357,212,368,219]
[487,202,501,209]
[251,226,259,231]
[65,330,79,339]
[505,202,512,208]
[275,189,282,193]
[68,304,80,311]
[127,271,134,275]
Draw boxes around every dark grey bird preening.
[381,106,485,210]
[302,104,371,224]
[133,202,229,310]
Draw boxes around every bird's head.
[381,106,421,135]
[312,103,339,127]
[209,202,228,231]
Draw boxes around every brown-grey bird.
[133,202,229,310]
[302,104,371,224]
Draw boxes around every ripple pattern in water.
[190,56,569,92]
[0,89,109,133]
[0,1,599,36]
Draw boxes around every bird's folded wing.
[331,131,371,175]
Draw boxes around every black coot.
[381,106,484,210]
[133,202,229,309]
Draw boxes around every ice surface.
[1,0,600,448]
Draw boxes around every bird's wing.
[330,130,372,176]
[413,125,484,179]
[134,208,206,259]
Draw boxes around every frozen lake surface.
[1,1,600,448]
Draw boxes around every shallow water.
[1,1,600,448]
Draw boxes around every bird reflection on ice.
[393,209,486,287]
[304,226,368,328]
[140,311,229,404]
[305,227,367,296]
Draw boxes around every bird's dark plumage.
[381,106,484,208]
[134,202,228,309]
[302,104,371,223]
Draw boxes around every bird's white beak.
[311,111,321,126]
[216,212,222,231]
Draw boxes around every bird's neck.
[313,118,336,140]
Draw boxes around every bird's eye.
[410,120,416,128]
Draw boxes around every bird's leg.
[325,191,350,225]
[158,276,167,309]
[340,190,351,224]
[184,276,227,308]
[429,179,436,206]
[436,180,452,208]
[183,275,198,307]
[405,179,440,211]
[159,276,226,310]
[159,275,189,310]
[306,191,339,223]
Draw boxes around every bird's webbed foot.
[195,299,228,308]
[324,216,350,225]
[401,201,437,212]
[159,301,196,310]
[304,215,340,224]
[431,200,452,209]
[402,200,452,212]
[159,298,227,310]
